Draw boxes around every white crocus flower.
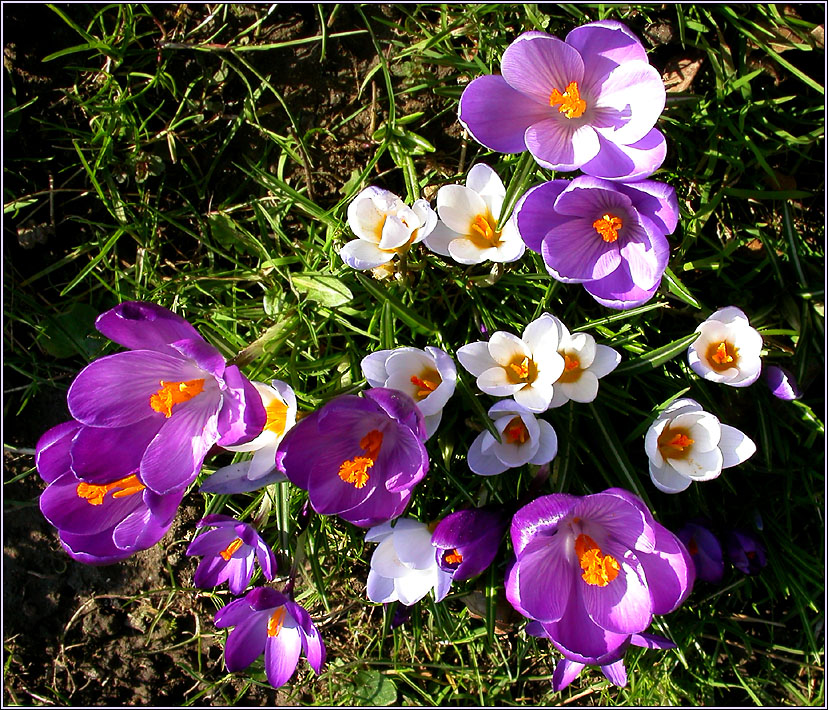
[467,400,558,476]
[423,163,525,265]
[644,398,756,494]
[687,306,763,387]
[365,518,452,606]
[538,313,621,408]
[199,380,297,494]
[361,346,457,440]
[340,186,437,271]
[457,314,565,413]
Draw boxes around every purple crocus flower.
[36,420,182,564]
[431,507,508,581]
[459,22,667,181]
[215,587,325,689]
[276,388,429,528]
[726,529,767,575]
[506,488,694,664]
[677,520,724,584]
[64,302,266,496]
[186,514,277,595]
[515,176,678,309]
[526,620,677,690]
[763,365,803,400]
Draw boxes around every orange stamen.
[549,80,587,119]
[504,416,529,445]
[444,549,463,565]
[564,354,579,371]
[592,213,623,243]
[219,538,244,561]
[264,398,289,435]
[667,433,694,450]
[410,369,441,400]
[657,427,695,460]
[509,357,531,381]
[267,606,287,637]
[468,213,501,249]
[574,534,620,587]
[149,379,205,417]
[76,474,146,506]
[338,429,384,488]
[712,342,735,365]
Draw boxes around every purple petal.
[112,505,173,551]
[637,522,695,614]
[511,493,578,555]
[58,530,133,565]
[264,627,302,688]
[592,61,665,146]
[36,421,82,484]
[215,365,266,447]
[763,365,803,400]
[170,337,225,378]
[144,489,182,524]
[199,461,286,494]
[187,526,238,557]
[288,602,326,673]
[525,119,600,172]
[432,508,507,549]
[583,256,662,309]
[224,613,268,672]
[573,492,655,553]
[227,554,255,595]
[501,33,584,106]
[513,181,571,253]
[140,395,221,495]
[276,408,323,490]
[215,596,255,629]
[677,523,724,584]
[68,350,204,427]
[566,21,648,91]
[552,175,631,217]
[616,177,679,234]
[365,387,426,441]
[516,533,574,622]
[95,301,202,355]
[601,659,628,687]
[726,529,767,575]
[619,229,662,291]
[542,218,621,281]
[339,485,410,528]
[70,417,161,483]
[381,427,428,492]
[307,456,375,517]
[581,128,667,181]
[631,631,677,650]
[552,658,585,692]
[458,75,551,153]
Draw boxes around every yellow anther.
[549,80,587,119]
[504,416,529,445]
[592,213,623,243]
[509,357,531,381]
[337,430,384,488]
[76,474,146,506]
[574,534,620,587]
[267,606,287,637]
[219,538,244,561]
[149,379,205,417]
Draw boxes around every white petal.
[366,569,397,603]
[468,432,508,476]
[488,399,533,417]
[670,447,723,481]
[246,446,279,481]
[348,186,396,243]
[661,398,704,418]
[546,388,570,409]
[339,239,395,270]
[478,367,524,397]
[522,314,563,356]
[710,305,750,326]
[448,237,490,265]
[567,333,596,368]
[488,331,531,366]
[365,521,395,544]
[718,424,756,468]
[379,214,414,250]
[437,184,487,234]
[644,419,669,467]
[589,345,621,378]
[361,350,392,387]
[561,370,600,403]
[529,420,558,465]
[466,163,506,218]
[649,461,693,494]
[395,570,436,606]
[457,341,497,376]
[513,383,552,413]
[422,411,442,440]
[685,411,722,452]
[422,221,458,257]
[410,199,437,242]
[370,538,406,577]
[393,523,436,570]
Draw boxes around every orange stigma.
[592,213,623,243]
[219,538,244,561]
[574,534,620,587]
[76,474,146,506]
[338,429,384,488]
[504,416,529,445]
[444,549,463,565]
[549,80,587,119]
[657,427,695,460]
[149,379,205,417]
[410,368,441,400]
[267,606,287,637]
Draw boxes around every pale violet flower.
[540,313,621,407]
[644,398,756,494]
[366,518,453,605]
[199,380,297,494]
[340,186,437,270]
[468,400,558,476]
[361,346,457,439]
[457,314,565,412]
[687,306,763,387]
[423,163,525,265]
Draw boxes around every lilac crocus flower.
[515,176,678,309]
[276,388,429,527]
[506,488,694,664]
[763,364,803,400]
[36,420,182,564]
[677,520,724,584]
[726,529,767,575]
[186,514,277,595]
[526,620,677,691]
[215,587,325,689]
[431,507,508,581]
[459,22,667,181]
[65,301,266,496]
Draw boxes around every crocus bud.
[726,529,767,575]
[763,365,802,400]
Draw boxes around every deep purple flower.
[276,388,429,528]
[527,620,676,690]
[677,520,724,584]
[65,302,266,496]
[726,529,767,575]
[459,22,667,181]
[215,587,325,689]
[186,514,277,595]
[506,488,694,664]
[763,365,803,400]
[431,507,508,581]
[515,176,678,309]
[36,420,182,564]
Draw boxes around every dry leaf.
[662,55,705,93]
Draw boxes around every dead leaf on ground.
[662,55,705,93]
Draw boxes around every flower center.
[149,379,205,418]
[267,606,287,637]
[264,398,289,435]
[592,213,623,243]
[443,549,463,566]
[219,537,244,561]
[507,355,536,385]
[687,537,699,556]
[707,340,739,371]
[549,80,587,119]
[504,416,529,445]
[468,213,502,249]
[76,474,146,506]
[337,429,383,489]
[574,533,620,587]
[558,353,582,384]
[409,368,441,401]
[657,426,695,460]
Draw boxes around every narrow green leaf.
[496,152,537,231]
[663,266,703,309]
[355,274,437,334]
[291,273,353,307]
[614,332,700,375]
